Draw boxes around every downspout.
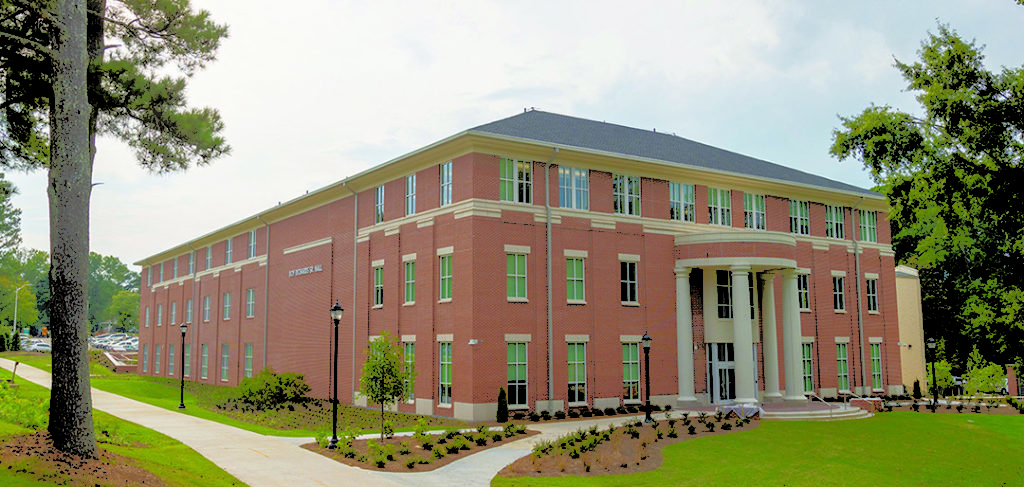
[185,242,197,379]
[342,180,358,402]
[852,197,867,394]
[545,148,559,409]
[255,215,271,369]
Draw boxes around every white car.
[27,343,51,353]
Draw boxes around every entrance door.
[707,343,736,404]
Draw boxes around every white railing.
[807,392,840,420]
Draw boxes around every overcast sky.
[6,0,1024,268]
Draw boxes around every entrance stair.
[762,403,871,421]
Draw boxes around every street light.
[12,283,29,340]
[328,301,344,449]
[927,338,938,413]
[642,332,653,424]
[178,322,188,409]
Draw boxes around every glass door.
[707,343,736,404]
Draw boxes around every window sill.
[508,405,529,411]
[507,297,528,303]
[839,389,851,395]
[245,316,255,319]
[436,403,452,409]
[372,304,383,310]
[403,301,415,307]
[834,310,846,314]
[621,301,640,307]
[567,299,587,305]
[868,310,880,315]
[438,298,452,304]
[800,308,812,313]
[623,400,641,405]
[568,401,588,407]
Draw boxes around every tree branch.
[0,29,52,56]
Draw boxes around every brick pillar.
[1008,365,1018,397]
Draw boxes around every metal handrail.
[807,392,840,420]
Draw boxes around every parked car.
[27,342,51,353]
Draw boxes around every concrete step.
[763,405,872,421]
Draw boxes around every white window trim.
[612,174,641,216]
[558,166,589,210]
[440,161,453,207]
[506,253,528,302]
[708,187,732,226]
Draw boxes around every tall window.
[373,267,384,306]
[620,261,637,303]
[567,342,587,405]
[203,296,210,322]
[833,276,845,312]
[866,278,878,312]
[403,342,415,400]
[744,193,766,230]
[871,343,883,390]
[159,262,164,282]
[836,343,849,391]
[206,246,212,269]
[245,288,256,318]
[375,185,385,223]
[223,292,231,320]
[790,200,810,235]
[506,254,527,300]
[566,258,585,302]
[220,344,229,382]
[405,174,416,216]
[612,174,641,216]
[143,344,149,372]
[186,299,193,323]
[708,188,731,226]
[147,268,152,286]
[244,344,253,378]
[157,304,163,325]
[439,255,452,300]
[225,238,233,264]
[188,251,195,274]
[716,270,733,319]
[622,343,640,402]
[248,230,257,258]
[183,344,191,378]
[168,344,175,375]
[558,167,588,210]
[201,344,209,379]
[172,259,178,278]
[155,344,162,374]
[170,301,177,324]
[145,307,150,327]
[499,158,531,204]
[439,342,452,404]
[859,210,878,242]
[507,342,527,408]
[797,275,810,310]
[801,343,814,393]
[404,262,415,304]
[825,205,845,239]
[670,182,695,222]
[440,161,453,206]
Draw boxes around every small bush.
[540,410,551,420]
[580,409,592,417]
[667,427,678,438]
[626,405,638,413]
[706,422,716,432]
[234,367,311,410]
[913,380,922,400]
[592,408,605,417]
[475,434,488,446]
[687,425,696,435]
[616,406,628,414]
[405,457,417,469]
[512,411,526,420]
[529,412,540,422]
[568,409,580,418]
[399,441,411,455]
[492,433,503,442]
[497,387,509,422]
[604,407,617,416]
[722,423,732,431]
[554,410,566,420]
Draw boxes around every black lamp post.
[927,337,938,412]
[178,322,187,409]
[328,301,344,449]
[642,332,653,424]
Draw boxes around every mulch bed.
[0,431,164,486]
[885,403,1022,415]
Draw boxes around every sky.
[5,0,1024,269]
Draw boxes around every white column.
[782,270,806,401]
[731,266,758,404]
[675,267,697,404]
[761,273,782,400]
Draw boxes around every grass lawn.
[493,413,1024,486]
[0,377,243,486]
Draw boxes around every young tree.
[0,1,228,456]
[358,331,415,441]
[105,289,139,331]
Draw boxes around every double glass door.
[707,343,736,404]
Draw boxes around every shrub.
[604,407,616,416]
[554,410,566,420]
[626,405,638,413]
[529,411,540,422]
[540,410,551,420]
[497,387,509,422]
[405,457,417,469]
[706,422,716,432]
[475,434,488,446]
[432,447,445,459]
[687,425,696,435]
[503,422,518,438]
[234,367,311,410]
[399,441,411,455]
[568,409,580,418]
[722,423,732,430]
[956,404,964,413]
[616,406,628,415]
[512,411,526,420]
[492,433,503,442]
[913,379,922,400]
[580,409,592,417]
[382,420,394,439]
[667,427,678,438]
[592,408,605,416]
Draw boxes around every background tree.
[0,0,228,456]
[358,331,414,441]
[831,23,1024,372]
[0,173,21,261]
[104,289,138,331]
[0,275,37,331]
[87,252,138,328]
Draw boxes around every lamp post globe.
[178,322,188,409]
[927,338,938,412]
[328,301,344,449]
[642,332,653,424]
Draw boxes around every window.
[159,263,164,282]
[172,258,178,278]
[833,276,845,312]
[744,193,766,230]
[801,343,814,393]
[223,292,231,320]
[170,301,177,324]
[790,200,810,235]
[836,343,849,392]
[375,185,385,223]
[558,167,588,210]
[186,299,193,323]
[506,254,527,300]
[144,306,150,327]
[871,343,883,390]
[220,344,229,382]
[142,344,149,372]
[188,251,195,274]
[405,174,416,216]
[669,182,695,222]
[620,261,637,303]
[507,342,527,408]
[203,296,210,322]
[205,246,212,269]
[499,158,531,204]
[244,344,253,378]
[708,188,731,226]
[859,210,877,242]
[155,344,162,374]
[440,161,453,206]
[403,342,415,400]
[623,343,640,402]
[245,288,256,318]
[566,258,585,302]
[439,255,452,300]
[248,230,257,258]
[201,344,209,379]
[825,205,845,239]
[373,267,384,306]
[157,304,163,325]
[439,342,452,404]
[184,344,191,378]
[797,275,810,310]
[612,174,641,216]
[404,262,415,304]
[147,267,152,286]
[225,238,233,264]
[716,270,733,319]
[168,344,175,375]
[866,278,878,312]
[567,342,587,405]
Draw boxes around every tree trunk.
[48,0,97,457]
[380,404,384,441]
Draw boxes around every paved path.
[0,357,676,487]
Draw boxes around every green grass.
[0,378,243,486]
[493,413,1024,486]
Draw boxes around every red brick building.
[136,110,902,420]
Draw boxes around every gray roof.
[470,110,878,197]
